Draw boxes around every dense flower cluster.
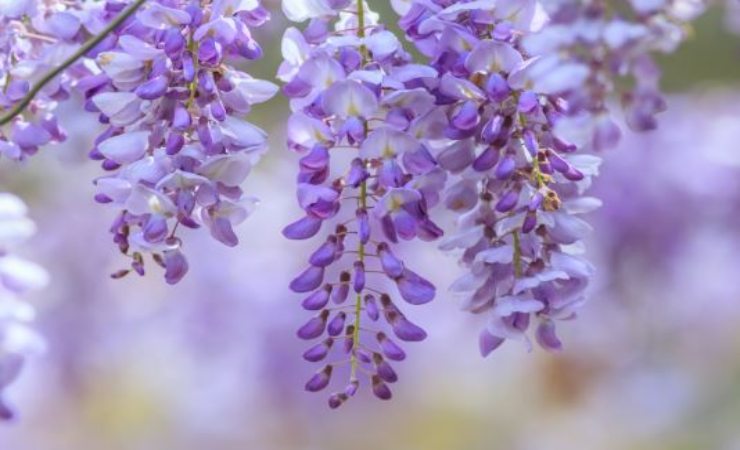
[522,0,707,149]
[0,193,47,420]
[0,0,83,160]
[394,0,601,354]
[0,0,725,414]
[78,0,277,283]
[280,0,446,406]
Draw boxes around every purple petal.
[378,243,404,278]
[437,140,475,173]
[333,271,351,301]
[346,158,369,187]
[371,375,392,400]
[357,209,370,244]
[309,236,338,267]
[473,146,500,172]
[396,269,435,305]
[373,354,398,383]
[495,190,519,212]
[210,217,239,247]
[301,285,331,310]
[290,265,325,293]
[481,115,504,144]
[352,261,365,293]
[391,315,427,342]
[495,155,516,179]
[479,328,505,357]
[450,100,480,131]
[377,332,406,361]
[327,312,346,337]
[296,311,328,340]
[173,103,192,130]
[364,294,379,321]
[402,145,437,175]
[300,145,330,171]
[283,215,322,240]
[518,91,538,113]
[143,214,168,243]
[303,339,333,362]
[164,250,189,285]
[165,133,184,155]
[135,75,168,100]
[522,212,537,234]
[535,320,563,351]
[305,365,333,392]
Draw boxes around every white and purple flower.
[281,0,445,407]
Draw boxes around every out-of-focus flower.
[0,193,48,420]
[0,0,91,160]
[523,0,707,149]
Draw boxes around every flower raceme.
[394,0,602,355]
[522,0,707,149]
[280,0,446,406]
[0,193,48,421]
[77,0,278,283]
[0,0,721,414]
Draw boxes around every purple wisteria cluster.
[280,0,447,406]
[77,0,278,283]
[394,0,602,354]
[0,0,81,160]
[0,193,48,420]
[0,0,725,415]
[522,0,706,149]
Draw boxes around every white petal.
[198,154,254,186]
[92,92,143,127]
[220,117,267,151]
[475,245,514,265]
[282,0,333,22]
[98,131,150,164]
[0,256,49,292]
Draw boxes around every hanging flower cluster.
[0,193,48,420]
[280,0,447,406]
[76,0,278,283]
[522,0,707,149]
[0,0,84,160]
[0,0,726,414]
[393,0,603,354]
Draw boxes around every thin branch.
[0,0,148,126]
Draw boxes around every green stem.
[185,33,199,108]
[0,0,148,127]
[513,231,522,278]
[351,0,367,380]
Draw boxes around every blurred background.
[2,3,740,449]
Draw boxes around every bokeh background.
[2,3,740,449]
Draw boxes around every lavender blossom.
[78,0,277,282]
[0,193,48,420]
[281,0,445,406]
[522,0,707,149]
[395,0,602,354]
[0,0,85,160]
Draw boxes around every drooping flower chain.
[281,0,446,406]
[522,0,707,149]
[78,0,277,283]
[396,0,602,354]
[0,193,48,420]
